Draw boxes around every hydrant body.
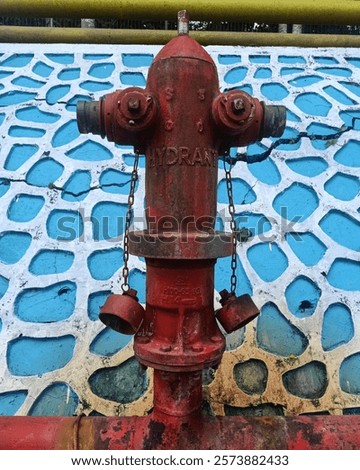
[77,13,286,418]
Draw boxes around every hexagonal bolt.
[232,98,245,114]
[128,98,140,111]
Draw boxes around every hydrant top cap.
[153,34,216,67]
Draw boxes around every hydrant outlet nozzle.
[261,104,287,138]
[76,99,104,137]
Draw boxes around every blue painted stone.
[129,269,146,304]
[122,54,154,67]
[254,68,272,79]
[285,232,327,266]
[344,408,360,415]
[0,54,33,67]
[256,302,308,356]
[120,72,146,87]
[247,243,288,282]
[280,67,304,76]
[340,353,360,394]
[99,169,132,195]
[235,212,271,237]
[16,106,60,123]
[319,210,360,251]
[283,361,328,399]
[7,194,45,222]
[314,57,339,64]
[339,82,360,98]
[0,274,9,300]
[8,126,45,138]
[247,157,281,185]
[26,158,64,187]
[15,281,76,321]
[57,68,81,80]
[324,173,360,201]
[4,144,39,171]
[0,113,4,125]
[0,391,27,416]
[11,76,45,88]
[89,357,148,403]
[322,303,354,351]
[45,53,74,64]
[306,122,340,150]
[0,231,32,264]
[274,127,301,151]
[46,85,71,105]
[286,110,301,122]
[0,91,37,106]
[224,67,248,84]
[225,328,246,351]
[261,83,289,101]
[29,250,75,275]
[32,61,54,77]
[334,140,360,167]
[278,56,306,64]
[233,359,268,395]
[88,248,123,281]
[218,55,241,65]
[339,110,360,131]
[122,152,146,169]
[315,67,352,77]
[273,182,319,222]
[327,258,360,291]
[91,202,128,241]
[29,383,79,416]
[88,290,112,321]
[47,209,84,241]
[52,119,80,147]
[285,156,328,177]
[62,170,92,201]
[230,84,253,95]
[0,178,10,197]
[88,63,115,78]
[250,55,270,64]
[216,255,253,296]
[0,71,14,79]
[218,178,256,204]
[288,75,323,87]
[66,141,113,161]
[285,276,321,318]
[80,81,113,92]
[324,85,357,105]
[346,58,360,68]
[7,335,76,376]
[295,92,332,117]
[90,327,131,356]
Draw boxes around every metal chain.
[121,149,140,292]
[223,157,238,295]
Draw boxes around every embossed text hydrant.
[2,11,360,450]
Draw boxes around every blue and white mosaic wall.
[0,44,359,417]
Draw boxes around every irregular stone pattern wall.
[0,44,359,417]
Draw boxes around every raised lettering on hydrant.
[77,10,286,419]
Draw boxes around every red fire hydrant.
[77,11,286,421]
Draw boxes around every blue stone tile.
[7,335,76,376]
[7,194,45,222]
[285,276,321,318]
[0,231,32,264]
[340,353,360,394]
[0,391,27,416]
[247,243,288,282]
[322,303,354,351]
[15,281,76,321]
[256,302,308,356]
[29,383,79,416]
[29,250,75,276]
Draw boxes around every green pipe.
[1,0,360,26]
[1,26,360,47]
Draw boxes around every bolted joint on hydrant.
[76,10,286,419]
